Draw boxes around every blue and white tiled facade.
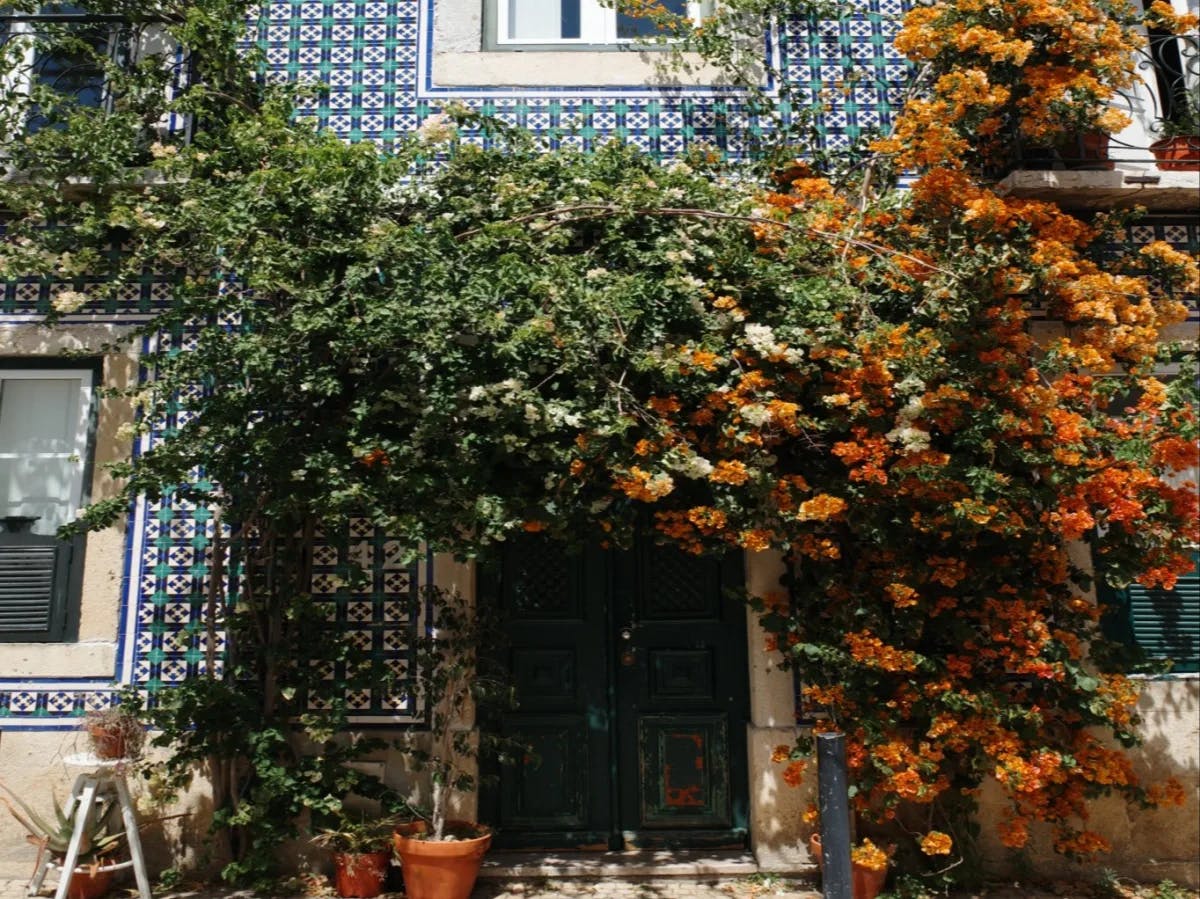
[1,0,1197,730]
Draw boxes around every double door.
[480,538,749,850]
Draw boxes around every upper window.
[1,5,121,131]
[496,0,707,46]
[0,366,95,642]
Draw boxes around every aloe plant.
[0,782,126,863]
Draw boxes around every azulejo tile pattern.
[1,0,1197,728]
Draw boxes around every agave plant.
[0,782,126,863]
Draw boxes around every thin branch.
[453,203,957,278]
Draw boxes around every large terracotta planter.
[64,866,115,899]
[332,850,390,898]
[1150,135,1200,171]
[393,820,491,899]
[809,834,889,899]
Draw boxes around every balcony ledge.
[995,167,1200,213]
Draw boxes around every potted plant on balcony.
[391,587,516,899]
[311,814,395,899]
[83,686,145,761]
[1150,93,1200,170]
[0,784,127,899]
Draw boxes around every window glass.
[0,378,80,452]
[508,0,581,40]
[11,4,110,131]
[498,0,702,44]
[0,373,91,536]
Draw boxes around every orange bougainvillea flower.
[360,448,390,468]
[796,493,848,521]
[920,831,954,855]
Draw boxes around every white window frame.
[0,367,94,533]
[494,0,709,47]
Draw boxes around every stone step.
[479,849,760,879]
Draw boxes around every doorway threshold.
[479,849,759,879]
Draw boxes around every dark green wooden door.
[481,538,749,850]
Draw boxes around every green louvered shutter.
[0,533,72,641]
[1104,552,1200,674]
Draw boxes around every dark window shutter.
[0,534,71,642]
[1103,552,1200,674]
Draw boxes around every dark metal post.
[817,732,852,899]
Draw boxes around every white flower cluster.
[744,322,804,363]
[51,289,89,314]
[669,451,714,479]
[739,404,772,427]
[467,378,525,420]
[416,113,458,144]
[466,381,582,430]
[886,396,931,454]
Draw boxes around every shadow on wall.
[978,676,1200,889]
[137,758,224,884]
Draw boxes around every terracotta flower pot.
[1060,131,1114,170]
[332,850,390,898]
[393,820,492,899]
[808,833,889,899]
[65,866,114,899]
[1150,135,1200,171]
[86,724,127,760]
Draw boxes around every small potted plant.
[83,686,145,761]
[391,587,517,899]
[311,815,395,899]
[809,832,893,899]
[1150,92,1200,171]
[1,784,127,899]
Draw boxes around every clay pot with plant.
[809,833,893,899]
[311,815,395,899]
[391,587,518,899]
[83,687,145,761]
[0,783,127,899]
[1150,92,1200,170]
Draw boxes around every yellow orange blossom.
[845,631,919,673]
[920,831,954,856]
[796,493,848,521]
[709,459,751,485]
[851,839,889,872]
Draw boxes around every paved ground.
[0,877,820,899]
[3,871,1197,899]
[4,878,1199,899]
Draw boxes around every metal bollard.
[817,732,852,899]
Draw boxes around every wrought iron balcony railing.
[1010,29,1199,172]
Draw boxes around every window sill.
[432,48,727,88]
[0,641,116,679]
[994,167,1200,213]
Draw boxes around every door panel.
[500,716,592,828]
[483,538,748,851]
[615,543,748,847]
[638,715,730,828]
[482,539,613,849]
